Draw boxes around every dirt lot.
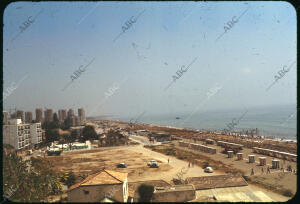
[150,141,297,198]
[46,147,172,182]
[177,140,297,176]
[45,144,220,185]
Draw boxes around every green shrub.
[138,184,154,202]
[172,178,183,185]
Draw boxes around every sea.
[101,104,297,141]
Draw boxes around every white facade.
[3,123,30,150]
[8,119,22,125]
[3,120,43,150]
[30,123,43,145]
[123,178,128,202]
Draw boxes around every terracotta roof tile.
[68,169,127,191]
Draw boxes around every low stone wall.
[151,185,195,202]
[185,175,248,190]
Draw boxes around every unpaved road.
[128,135,221,182]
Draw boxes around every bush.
[60,171,76,187]
[172,178,183,185]
[138,184,154,202]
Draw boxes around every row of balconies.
[18,142,24,148]
[17,130,30,134]
[18,142,30,149]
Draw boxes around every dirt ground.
[176,140,297,175]
[157,141,297,198]
[46,147,168,181]
[45,144,220,184]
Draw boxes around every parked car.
[46,148,62,156]
[117,163,127,168]
[26,150,33,156]
[204,166,213,173]
[147,160,157,166]
[150,163,159,168]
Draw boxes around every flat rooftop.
[186,175,248,190]
[154,184,195,193]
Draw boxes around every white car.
[147,160,157,166]
[204,166,213,173]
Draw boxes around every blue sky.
[3,1,297,118]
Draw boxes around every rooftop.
[186,175,248,190]
[68,169,128,191]
[154,184,195,193]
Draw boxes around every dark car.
[150,163,159,168]
[46,149,62,156]
[117,163,127,168]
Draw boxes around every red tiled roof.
[68,169,128,191]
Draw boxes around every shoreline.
[94,119,297,144]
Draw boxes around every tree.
[61,118,71,130]
[138,184,154,202]
[81,125,97,142]
[42,121,59,130]
[106,130,127,146]
[71,130,78,139]
[60,171,76,187]
[45,129,59,144]
[3,148,64,202]
[64,132,76,150]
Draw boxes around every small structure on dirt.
[237,153,243,160]
[272,159,280,169]
[259,157,266,166]
[206,139,214,145]
[228,151,234,158]
[248,155,255,163]
[148,132,171,142]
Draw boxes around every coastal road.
[129,134,152,145]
